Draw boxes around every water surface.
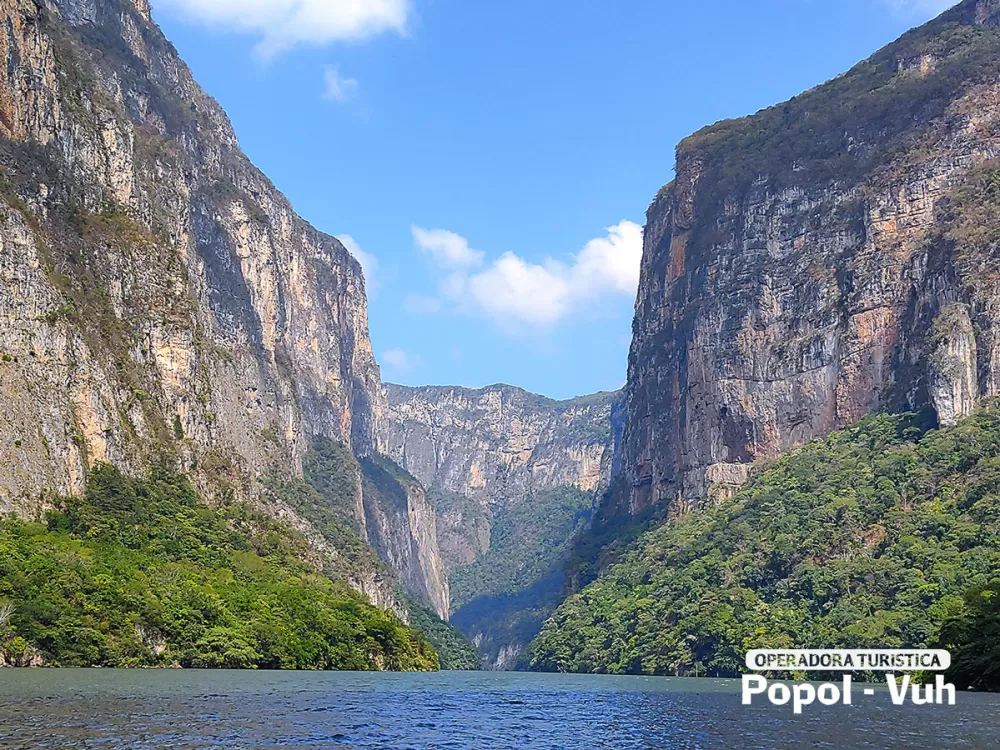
[0,670,996,748]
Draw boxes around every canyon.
[385,384,620,667]
[5,0,1000,675]
[0,0,619,664]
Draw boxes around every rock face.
[385,383,620,665]
[360,456,450,619]
[385,384,619,571]
[0,0,384,508]
[617,0,1000,516]
[0,0,448,619]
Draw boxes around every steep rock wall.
[361,456,450,618]
[0,0,386,512]
[618,0,1000,515]
[385,384,619,571]
[0,0,454,619]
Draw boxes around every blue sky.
[150,0,957,400]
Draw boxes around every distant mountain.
[385,383,622,668]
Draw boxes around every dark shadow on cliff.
[450,568,566,671]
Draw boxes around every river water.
[0,670,996,748]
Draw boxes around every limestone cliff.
[385,383,620,666]
[0,0,449,620]
[617,0,1000,516]
[0,0,384,504]
[385,384,619,571]
[360,456,450,619]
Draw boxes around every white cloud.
[382,348,417,372]
[412,221,644,330]
[323,66,359,102]
[411,226,485,269]
[152,0,409,57]
[336,234,378,291]
[466,253,571,327]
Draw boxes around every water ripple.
[0,671,996,749]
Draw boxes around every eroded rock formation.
[385,383,619,571]
[385,383,620,665]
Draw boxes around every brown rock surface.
[616,0,1000,516]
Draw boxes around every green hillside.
[0,464,438,671]
[448,487,592,667]
[529,404,1000,681]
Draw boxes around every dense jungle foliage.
[529,404,1000,682]
[0,464,438,670]
[450,487,592,611]
[936,579,1000,691]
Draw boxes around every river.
[0,670,996,748]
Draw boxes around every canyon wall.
[0,0,447,617]
[385,383,620,665]
[617,0,1000,516]
[385,383,619,572]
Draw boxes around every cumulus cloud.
[152,0,409,57]
[411,221,644,329]
[323,66,359,102]
[382,348,417,372]
[336,234,379,291]
[411,226,485,269]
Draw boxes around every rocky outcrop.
[928,303,979,427]
[616,0,1000,516]
[385,384,619,571]
[0,0,385,516]
[360,456,450,619]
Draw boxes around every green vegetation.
[264,475,384,585]
[405,599,481,670]
[0,464,438,670]
[451,571,565,671]
[937,580,1000,691]
[266,439,384,585]
[451,487,592,611]
[303,438,365,532]
[273,439,481,668]
[447,487,593,667]
[529,404,1000,678]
